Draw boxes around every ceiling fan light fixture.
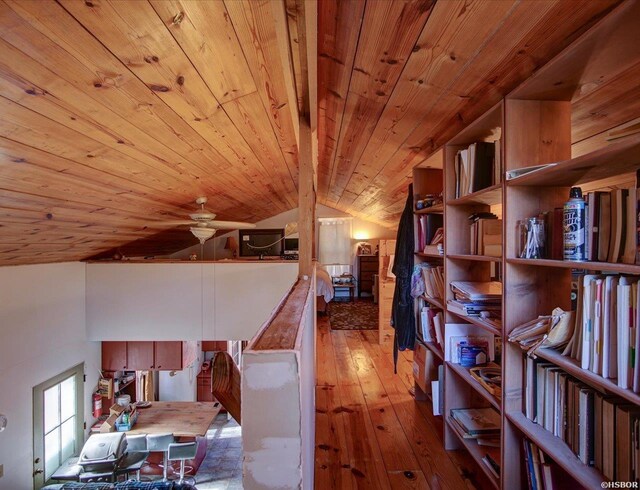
[190,226,216,244]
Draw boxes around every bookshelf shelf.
[424,341,444,362]
[447,361,501,410]
[422,295,444,310]
[415,251,444,259]
[446,309,502,337]
[507,257,640,274]
[448,254,501,263]
[448,184,502,206]
[506,133,640,188]
[534,347,640,406]
[414,203,444,214]
[506,411,605,489]
[445,417,500,489]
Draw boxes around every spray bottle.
[563,187,586,261]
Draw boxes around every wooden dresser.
[358,255,378,297]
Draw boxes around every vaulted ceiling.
[0,0,632,265]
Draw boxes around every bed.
[316,267,334,313]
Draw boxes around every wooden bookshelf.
[414,203,444,214]
[447,361,500,410]
[506,412,605,489]
[448,254,501,263]
[508,257,640,274]
[424,341,444,362]
[415,251,443,259]
[447,184,502,207]
[534,347,640,406]
[446,310,501,337]
[445,418,501,489]
[422,295,444,310]
[412,155,445,412]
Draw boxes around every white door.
[33,363,84,489]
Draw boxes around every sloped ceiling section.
[0,0,300,265]
[0,0,630,265]
[317,0,623,226]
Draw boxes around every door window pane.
[60,417,76,461]
[44,386,60,434]
[44,428,60,480]
[60,377,75,421]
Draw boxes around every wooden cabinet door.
[127,341,155,370]
[102,341,127,371]
[153,341,183,370]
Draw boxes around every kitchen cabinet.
[202,341,227,352]
[154,341,182,370]
[197,368,215,402]
[128,341,154,370]
[101,341,198,371]
[102,341,127,371]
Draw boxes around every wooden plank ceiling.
[0,0,633,265]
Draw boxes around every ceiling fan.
[165,197,256,244]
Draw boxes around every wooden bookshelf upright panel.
[442,102,504,480]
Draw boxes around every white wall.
[158,349,202,402]
[0,263,101,489]
[242,278,315,489]
[86,262,298,341]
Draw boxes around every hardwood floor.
[315,314,492,489]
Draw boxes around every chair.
[116,433,149,480]
[167,441,198,485]
[146,433,175,481]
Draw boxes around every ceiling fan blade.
[153,220,194,226]
[206,220,257,229]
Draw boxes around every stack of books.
[454,140,501,198]
[448,281,502,320]
[448,407,501,444]
[419,303,444,346]
[423,227,444,255]
[525,358,640,480]
[561,274,640,392]
[523,438,574,490]
[469,212,501,257]
[416,214,443,253]
[422,265,445,301]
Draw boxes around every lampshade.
[190,226,216,244]
[284,222,298,236]
[224,236,238,250]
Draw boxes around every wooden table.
[127,401,221,437]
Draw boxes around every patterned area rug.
[329,300,379,330]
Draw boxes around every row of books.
[421,264,445,300]
[419,303,444,346]
[469,213,501,257]
[447,280,502,320]
[454,140,501,198]
[583,187,638,264]
[525,358,639,480]
[523,438,571,490]
[563,274,640,392]
[415,213,443,253]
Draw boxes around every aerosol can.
[564,187,586,261]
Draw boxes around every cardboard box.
[99,414,117,433]
[109,404,125,417]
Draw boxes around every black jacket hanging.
[391,184,416,372]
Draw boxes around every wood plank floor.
[315,314,493,489]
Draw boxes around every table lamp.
[225,236,239,258]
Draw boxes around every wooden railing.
[242,273,316,489]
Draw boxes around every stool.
[146,433,174,481]
[167,441,197,485]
